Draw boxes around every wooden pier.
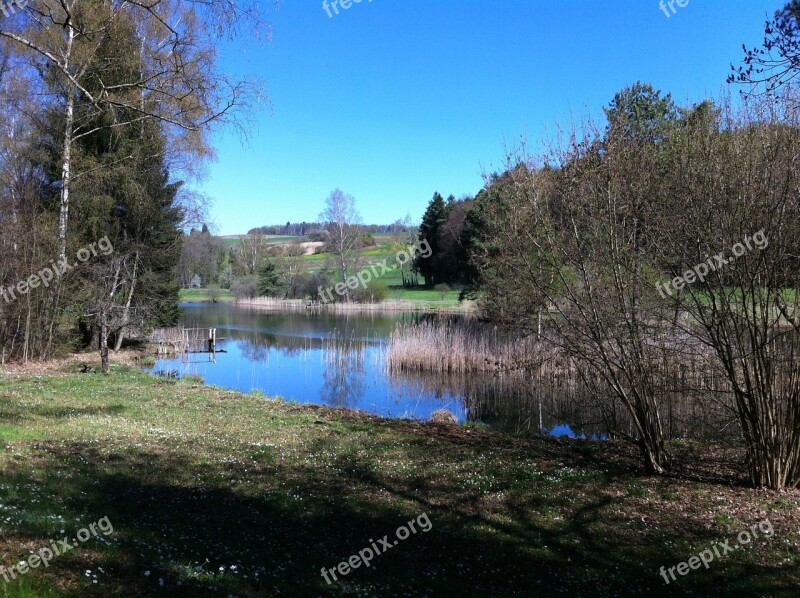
[151,327,223,362]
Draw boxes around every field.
[178,288,233,303]
[0,359,797,596]
[193,235,466,308]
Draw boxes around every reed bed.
[236,297,474,314]
[387,318,563,375]
[386,319,741,441]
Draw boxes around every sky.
[202,0,780,235]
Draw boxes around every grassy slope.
[178,288,233,303]
[0,362,797,596]
[297,240,464,306]
[193,237,465,307]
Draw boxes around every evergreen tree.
[416,192,447,285]
[604,82,678,145]
[258,260,288,298]
[37,13,184,364]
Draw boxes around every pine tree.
[416,192,447,285]
[38,13,184,366]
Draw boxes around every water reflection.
[155,304,465,421]
[153,304,739,440]
[321,341,366,408]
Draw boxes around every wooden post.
[208,328,216,362]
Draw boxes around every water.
[152,303,607,437]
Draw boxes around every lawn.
[253,242,469,308]
[0,360,797,596]
[178,288,233,303]
[302,244,466,307]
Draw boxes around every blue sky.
[203,0,778,235]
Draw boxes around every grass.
[235,240,468,309]
[178,288,233,303]
[0,359,797,596]
[302,243,467,307]
[194,238,466,309]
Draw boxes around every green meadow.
[0,363,797,596]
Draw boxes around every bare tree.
[729,1,800,93]
[653,92,800,489]
[235,233,267,276]
[0,37,58,362]
[471,124,682,474]
[319,189,362,301]
[0,0,268,264]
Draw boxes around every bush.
[357,233,375,248]
[207,284,223,303]
[351,279,389,303]
[430,409,458,425]
[296,271,331,301]
[434,283,451,299]
[231,275,259,299]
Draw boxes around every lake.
[152,303,608,438]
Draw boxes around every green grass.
[300,242,468,307]
[0,363,797,596]
[386,286,462,305]
[178,288,233,303]
[215,237,454,298]
[221,236,299,246]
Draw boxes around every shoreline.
[233,297,478,314]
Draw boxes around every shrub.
[231,275,259,299]
[351,280,389,303]
[430,409,458,425]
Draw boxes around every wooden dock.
[151,327,223,361]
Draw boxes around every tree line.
[0,1,265,370]
[178,190,417,304]
[248,221,412,237]
[418,4,800,490]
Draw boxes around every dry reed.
[386,319,741,441]
[386,319,562,375]
[236,297,475,314]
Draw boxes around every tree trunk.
[57,26,76,264]
[100,319,109,374]
[339,254,349,302]
[537,305,542,336]
[113,253,138,351]
[90,324,100,350]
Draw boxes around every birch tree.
[0,0,266,263]
[320,189,362,301]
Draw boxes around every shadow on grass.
[0,431,793,597]
[0,401,127,426]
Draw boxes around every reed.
[150,327,216,354]
[235,297,474,314]
[386,318,741,441]
[386,318,561,375]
